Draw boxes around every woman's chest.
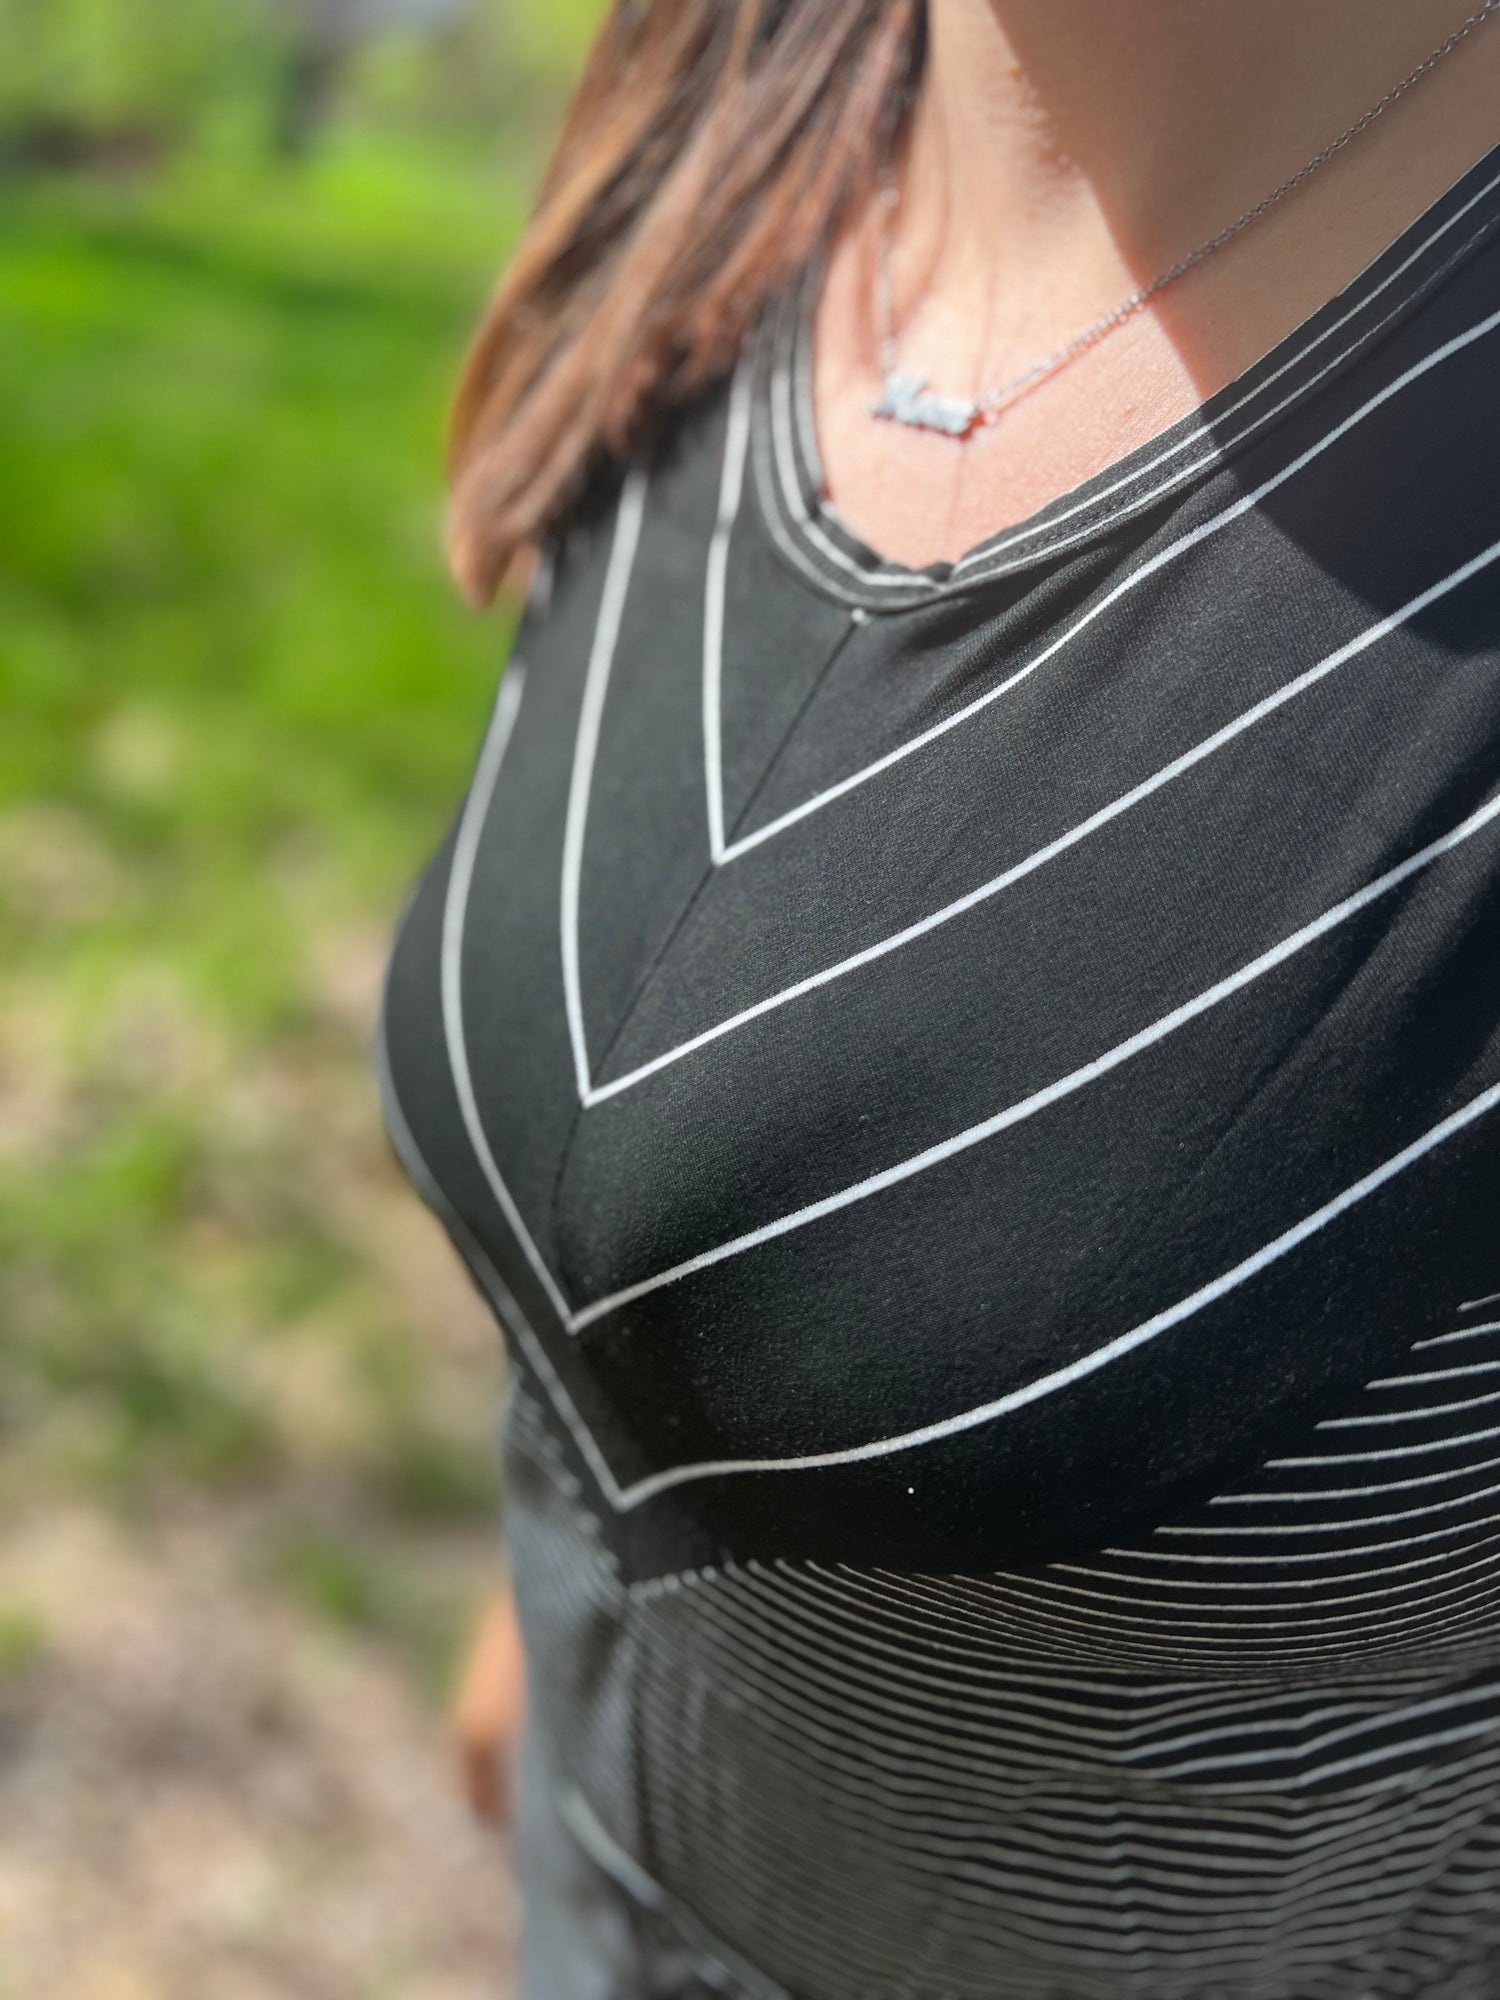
[382,412,1500,1579]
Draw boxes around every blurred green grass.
[0,139,517,951]
[0,13,606,1985]
[0,130,541,1677]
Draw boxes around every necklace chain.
[873,0,1499,436]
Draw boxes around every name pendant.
[870,370,983,440]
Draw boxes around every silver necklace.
[872,0,1499,438]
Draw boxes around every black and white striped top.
[379,145,1500,1999]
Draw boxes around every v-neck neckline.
[749,138,1500,612]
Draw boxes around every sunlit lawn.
[1,135,516,1512]
[0,137,532,1993]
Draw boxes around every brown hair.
[446,0,924,604]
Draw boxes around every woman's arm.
[451,1581,526,1827]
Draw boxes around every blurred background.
[0,3,601,1992]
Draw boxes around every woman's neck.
[812,0,1499,569]
[900,0,1498,324]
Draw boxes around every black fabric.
[378,146,1500,2000]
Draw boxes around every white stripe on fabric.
[588,541,1500,1102]
[601,1084,1500,1507]
[702,361,754,864]
[1414,1319,1500,1349]
[375,1015,628,1508]
[560,467,650,1102]
[575,797,1500,1335]
[435,662,579,1330]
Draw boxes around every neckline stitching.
[754,148,1500,610]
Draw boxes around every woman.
[379,2,1500,1993]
